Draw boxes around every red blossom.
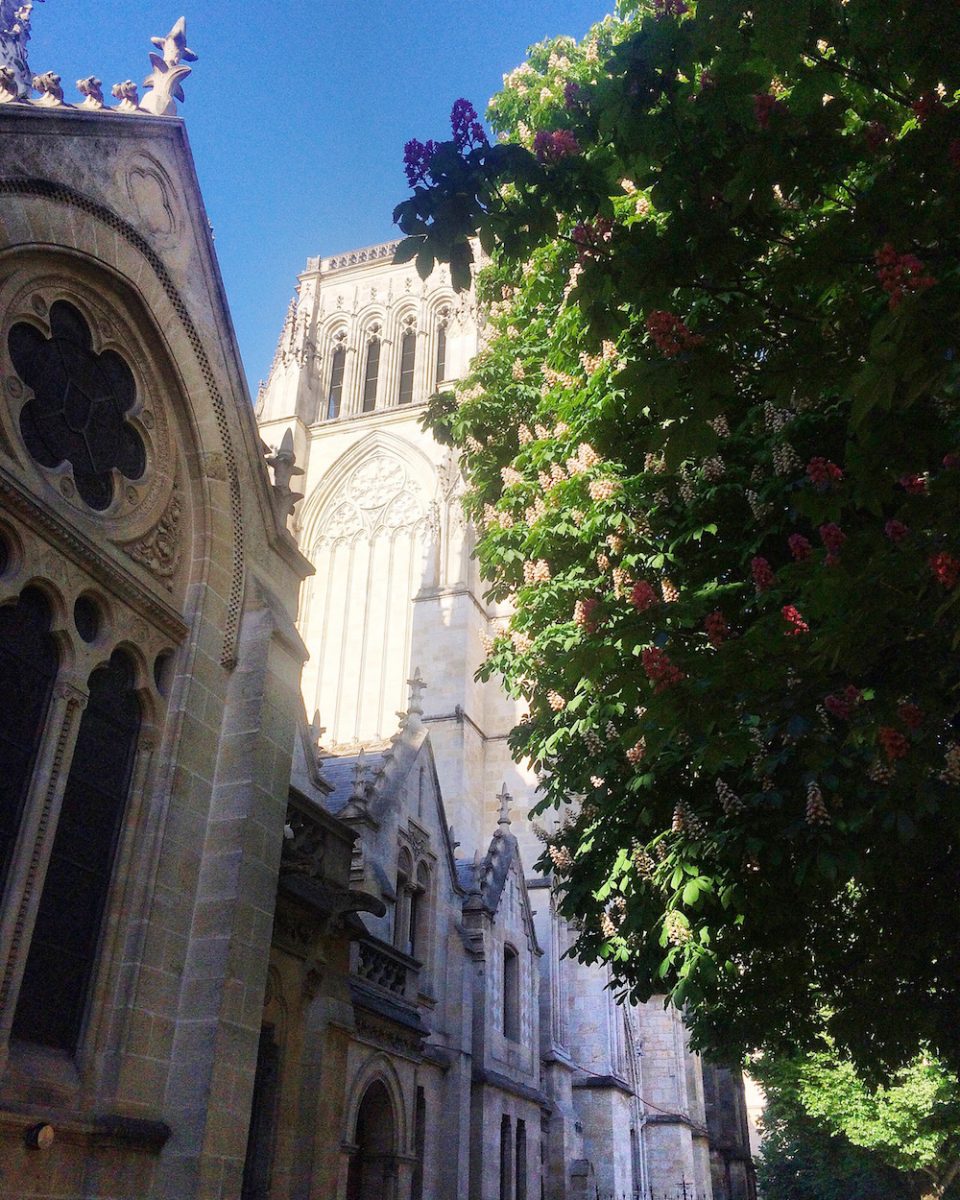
[950,140,960,170]
[751,556,775,591]
[865,121,890,153]
[572,218,613,264]
[898,702,923,730]
[782,604,809,636]
[534,129,581,164]
[806,457,843,489]
[879,725,910,761]
[753,92,783,130]
[653,0,688,14]
[630,580,659,612]
[642,646,685,692]
[705,610,728,646]
[899,473,928,494]
[825,685,861,721]
[912,92,944,124]
[930,551,960,589]
[645,310,705,357]
[943,452,960,470]
[788,534,813,562]
[564,81,583,110]
[819,523,847,555]
[884,519,909,542]
[875,244,937,310]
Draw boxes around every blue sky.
[29,1,605,393]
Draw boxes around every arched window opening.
[499,1114,513,1200]
[516,1118,528,1200]
[435,313,449,385]
[362,335,381,413]
[346,1080,397,1200]
[241,1023,281,1200]
[397,328,416,405]
[503,944,520,1042]
[13,648,141,1050]
[327,343,346,420]
[411,862,430,962]
[395,849,413,953]
[0,588,58,898]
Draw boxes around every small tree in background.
[394,0,960,1075]
[755,1049,960,1200]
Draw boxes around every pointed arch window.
[326,340,346,420]
[13,649,141,1050]
[0,588,58,898]
[362,332,381,413]
[436,310,449,385]
[398,326,416,406]
[503,943,520,1041]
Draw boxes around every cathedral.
[0,10,754,1199]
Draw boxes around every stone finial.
[76,76,104,109]
[31,69,62,105]
[112,80,140,112]
[264,428,305,519]
[351,751,367,800]
[407,667,426,717]
[309,709,326,755]
[496,783,513,827]
[142,16,197,117]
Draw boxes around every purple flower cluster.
[450,98,488,150]
[403,138,438,188]
[533,128,581,164]
[564,80,583,110]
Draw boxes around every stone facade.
[0,13,756,1199]
[257,242,758,1200]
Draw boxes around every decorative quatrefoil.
[9,301,145,510]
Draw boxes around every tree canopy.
[754,1049,960,1200]
[394,0,960,1075]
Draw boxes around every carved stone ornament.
[141,17,197,117]
[282,805,327,880]
[112,79,140,112]
[76,75,104,109]
[264,428,304,518]
[0,64,18,102]
[124,485,182,586]
[0,0,42,98]
[31,69,61,105]
[317,453,427,546]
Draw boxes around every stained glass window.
[13,649,140,1050]
[9,301,145,511]
[0,589,58,899]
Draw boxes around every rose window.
[8,301,145,510]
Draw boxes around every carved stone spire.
[496,782,513,828]
[407,667,426,717]
[0,0,43,100]
[142,16,197,117]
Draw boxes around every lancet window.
[326,336,346,420]
[362,328,381,413]
[435,309,449,385]
[13,649,141,1050]
[397,323,416,406]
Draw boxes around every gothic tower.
[258,241,753,1199]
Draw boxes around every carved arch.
[299,432,437,554]
[343,1051,409,1153]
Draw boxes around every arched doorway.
[346,1080,399,1200]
